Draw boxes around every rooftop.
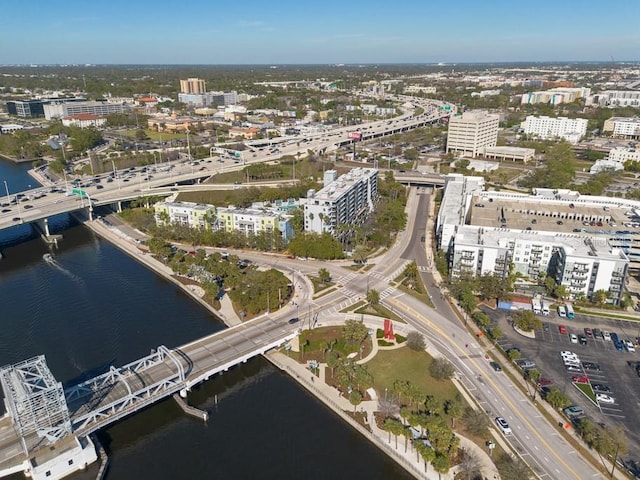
[311,167,377,201]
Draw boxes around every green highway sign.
[72,188,87,197]
[234,151,242,158]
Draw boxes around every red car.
[572,374,589,384]
[559,325,568,334]
[584,328,593,338]
[537,378,553,387]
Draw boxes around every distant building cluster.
[436,174,634,305]
[520,115,588,144]
[304,168,378,236]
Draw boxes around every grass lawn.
[297,326,372,362]
[341,300,365,313]
[365,347,458,405]
[354,303,405,323]
[309,275,334,293]
[574,382,597,403]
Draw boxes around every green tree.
[507,348,521,361]
[444,398,462,428]
[526,368,541,400]
[341,319,369,347]
[487,326,503,342]
[317,267,331,285]
[554,284,569,300]
[546,387,571,409]
[404,261,419,281]
[366,288,380,306]
[512,310,542,332]
[592,289,609,305]
[349,390,363,413]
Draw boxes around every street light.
[3,180,10,204]
[111,160,121,190]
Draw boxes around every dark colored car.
[490,362,502,372]
[288,317,299,325]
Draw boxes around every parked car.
[582,362,600,371]
[596,393,616,404]
[624,340,636,352]
[495,417,512,435]
[578,336,588,345]
[570,334,578,344]
[572,374,589,384]
[603,331,612,341]
[559,325,568,334]
[537,378,553,387]
[558,305,567,318]
[593,328,603,339]
[584,328,593,338]
[563,405,585,418]
[592,383,611,392]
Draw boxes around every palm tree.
[366,289,380,306]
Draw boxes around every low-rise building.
[154,201,215,229]
[61,114,106,129]
[215,206,294,242]
[608,147,640,163]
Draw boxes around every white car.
[596,393,616,404]
[603,331,612,341]
[570,334,578,344]
[560,351,577,358]
[495,416,512,434]
[624,340,636,352]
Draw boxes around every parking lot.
[482,307,640,474]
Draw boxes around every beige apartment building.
[446,110,499,157]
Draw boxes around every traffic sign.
[234,151,242,158]
[72,188,87,197]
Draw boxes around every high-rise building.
[304,168,378,236]
[446,110,499,157]
[179,78,206,94]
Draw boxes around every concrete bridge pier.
[34,218,63,245]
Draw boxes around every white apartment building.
[602,117,640,138]
[586,90,640,108]
[520,115,588,144]
[608,147,640,163]
[450,225,628,304]
[435,174,485,251]
[437,176,635,304]
[304,168,378,235]
[215,206,294,242]
[446,110,499,157]
[43,101,129,120]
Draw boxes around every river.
[0,160,411,480]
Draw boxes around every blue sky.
[1,0,638,64]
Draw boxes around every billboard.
[348,131,362,141]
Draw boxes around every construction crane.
[611,56,622,86]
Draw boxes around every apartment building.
[180,78,206,94]
[587,90,640,108]
[445,110,499,157]
[304,168,378,235]
[61,114,107,129]
[43,101,129,120]
[215,206,294,242]
[154,201,215,229]
[520,115,588,144]
[437,175,634,304]
[178,91,238,107]
[450,225,627,304]
[602,117,640,139]
[520,87,590,105]
[608,147,640,163]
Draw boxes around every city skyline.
[1,0,639,65]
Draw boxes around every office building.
[446,110,499,157]
[6,100,45,118]
[178,91,238,107]
[602,117,640,139]
[180,78,206,94]
[520,115,588,144]
[304,168,378,235]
